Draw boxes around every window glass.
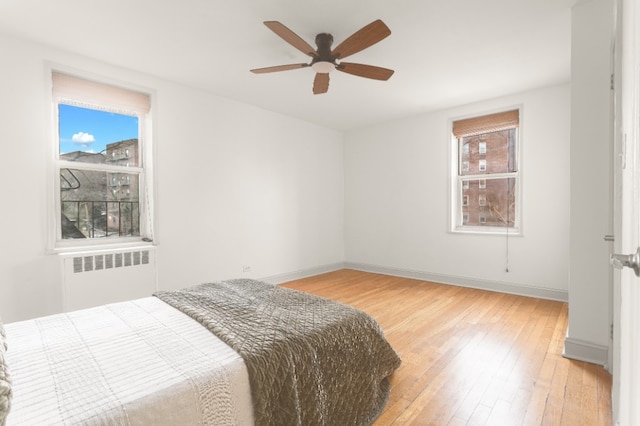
[459,129,517,175]
[58,104,139,166]
[60,169,140,239]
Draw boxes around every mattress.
[4,297,254,425]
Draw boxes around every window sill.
[47,238,156,255]
[450,226,522,237]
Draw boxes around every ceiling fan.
[250,19,394,95]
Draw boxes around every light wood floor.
[281,269,612,426]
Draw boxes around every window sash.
[456,175,519,230]
[51,71,152,249]
[57,160,143,174]
[451,109,521,234]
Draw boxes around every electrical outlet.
[242,265,251,273]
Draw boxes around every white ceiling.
[0,0,577,131]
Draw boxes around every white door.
[611,0,640,423]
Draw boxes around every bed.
[0,278,401,425]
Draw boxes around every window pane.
[459,128,516,175]
[461,177,516,227]
[58,104,139,167]
[60,169,140,239]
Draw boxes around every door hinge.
[611,323,614,340]
[611,73,615,90]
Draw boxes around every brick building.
[460,128,516,227]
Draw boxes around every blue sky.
[58,104,138,155]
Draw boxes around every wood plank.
[281,269,613,425]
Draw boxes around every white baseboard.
[563,337,609,366]
[343,262,569,302]
[260,262,345,285]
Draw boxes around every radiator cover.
[61,248,157,312]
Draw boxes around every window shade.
[52,72,150,116]
[452,109,519,138]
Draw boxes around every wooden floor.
[281,269,612,426]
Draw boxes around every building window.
[51,72,153,249]
[451,108,520,233]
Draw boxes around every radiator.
[60,247,157,312]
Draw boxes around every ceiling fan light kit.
[311,61,335,73]
[250,19,394,95]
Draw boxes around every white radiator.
[60,247,157,312]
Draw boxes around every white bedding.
[4,297,254,425]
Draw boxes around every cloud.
[71,132,95,143]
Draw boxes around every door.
[611,0,640,423]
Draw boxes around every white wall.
[344,84,571,299]
[565,0,613,365]
[0,33,344,322]
[155,83,345,289]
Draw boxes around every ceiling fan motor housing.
[315,33,334,59]
[311,33,336,73]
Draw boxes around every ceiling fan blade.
[337,62,394,80]
[313,73,330,94]
[251,63,310,74]
[331,19,391,60]
[263,21,318,58]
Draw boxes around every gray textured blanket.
[155,279,401,426]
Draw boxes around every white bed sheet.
[4,297,254,425]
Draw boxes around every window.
[451,109,520,233]
[51,72,153,249]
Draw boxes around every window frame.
[449,107,523,235]
[46,67,156,252]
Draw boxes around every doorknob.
[611,247,640,277]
